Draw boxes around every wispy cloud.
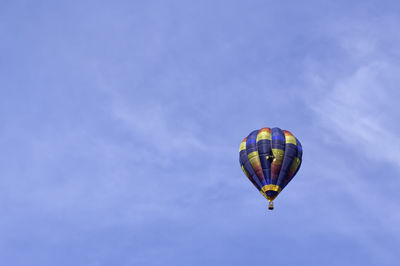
[300,17,400,264]
[306,17,400,168]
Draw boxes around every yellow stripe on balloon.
[256,128,271,142]
[284,132,297,145]
[239,139,246,152]
[261,184,282,193]
[271,148,284,163]
[248,151,261,168]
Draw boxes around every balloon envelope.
[239,127,303,207]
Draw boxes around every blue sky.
[1,0,400,265]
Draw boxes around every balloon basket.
[268,202,274,210]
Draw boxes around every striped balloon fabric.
[239,127,303,210]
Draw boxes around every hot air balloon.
[239,127,303,210]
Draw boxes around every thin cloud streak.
[301,17,400,264]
